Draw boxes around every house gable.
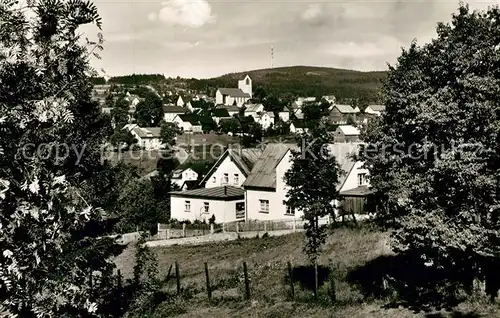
[177,96,184,106]
[242,143,295,190]
[339,161,369,192]
[200,148,263,188]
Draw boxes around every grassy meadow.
[114,226,500,317]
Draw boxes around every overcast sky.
[83,0,498,79]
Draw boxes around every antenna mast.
[271,43,274,69]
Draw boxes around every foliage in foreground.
[359,4,500,303]
[0,0,122,316]
[115,176,172,235]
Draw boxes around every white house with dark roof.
[242,142,369,222]
[326,143,370,194]
[200,148,263,189]
[287,103,303,120]
[221,105,240,117]
[123,124,163,150]
[244,103,264,118]
[293,97,316,107]
[124,92,144,107]
[171,168,199,189]
[172,114,203,133]
[176,96,194,111]
[324,143,372,218]
[289,120,308,134]
[169,186,246,223]
[215,75,252,106]
[255,112,274,130]
[176,96,184,107]
[211,108,232,125]
[242,143,300,221]
[278,111,290,122]
[321,95,336,104]
[163,105,187,122]
[364,105,386,116]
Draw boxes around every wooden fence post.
[210,223,214,234]
[287,261,295,300]
[166,228,170,240]
[222,222,225,232]
[329,259,336,302]
[204,262,211,300]
[175,261,181,295]
[236,222,239,233]
[243,262,250,300]
[314,259,318,300]
[264,221,267,233]
[182,223,186,237]
[165,263,173,283]
[293,218,296,232]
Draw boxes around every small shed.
[339,186,374,216]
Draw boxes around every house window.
[234,173,239,184]
[203,202,209,214]
[236,202,245,219]
[358,173,367,186]
[212,176,216,183]
[246,78,249,85]
[259,199,269,213]
[184,201,191,212]
[284,201,295,215]
[223,173,229,184]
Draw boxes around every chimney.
[224,186,227,195]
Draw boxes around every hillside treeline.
[108,74,166,85]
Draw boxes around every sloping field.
[115,227,499,317]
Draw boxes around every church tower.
[238,75,252,98]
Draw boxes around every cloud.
[319,35,403,60]
[94,0,500,78]
[157,0,215,28]
[105,33,136,43]
[302,4,321,20]
[301,4,325,25]
[147,12,157,21]
[162,40,203,50]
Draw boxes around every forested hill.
[93,66,387,103]
[107,74,166,85]
[188,66,387,103]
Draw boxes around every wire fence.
[115,214,375,244]
[223,218,307,233]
